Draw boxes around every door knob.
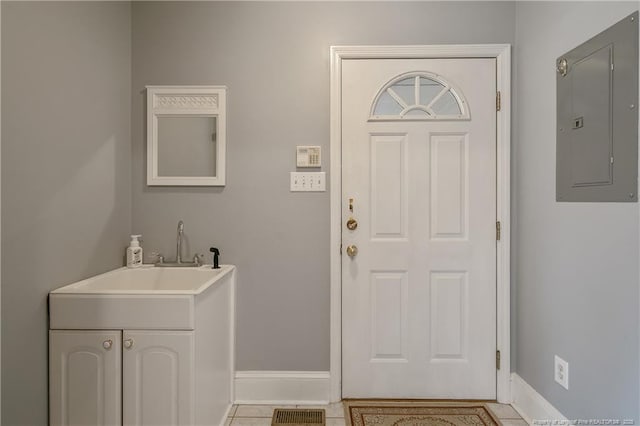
[346,245,358,258]
[124,338,134,349]
[346,218,358,231]
[102,339,113,350]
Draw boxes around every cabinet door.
[49,330,122,426]
[123,331,194,426]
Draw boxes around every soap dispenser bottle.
[126,235,143,267]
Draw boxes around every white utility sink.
[48,263,236,425]
[51,264,232,294]
[49,264,235,330]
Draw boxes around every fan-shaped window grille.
[370,72,469,121]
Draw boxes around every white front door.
[341,58,497,399]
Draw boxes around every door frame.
[329,44,511,404]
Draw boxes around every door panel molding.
[430,132,469,240]
[370,134,409,240]
[329,44,511,403]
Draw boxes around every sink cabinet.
[50,330,194,425]
[49,330,122,425]
[49,266,235,426]
[123,331,194,425]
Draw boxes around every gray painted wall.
[1,2,131,424]
[6,0,636,421]
[514,2,639,419]
[131,1,516,371]
[1,1,4,420]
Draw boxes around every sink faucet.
[153,220,203,267]
[176,220,184,263]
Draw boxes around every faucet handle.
[149,252,164,264]
[193,253,204,266]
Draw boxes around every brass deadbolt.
[346,218,358,230]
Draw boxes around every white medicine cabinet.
[146,86,227,186]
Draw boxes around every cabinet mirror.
[147,86,226,186]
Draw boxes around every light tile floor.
[227,402,526,426]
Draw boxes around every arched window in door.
[370,72,470,121]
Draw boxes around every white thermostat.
[296,146,321,168]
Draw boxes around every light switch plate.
[290,172,326,192]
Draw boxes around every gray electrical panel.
[556,11,638,202]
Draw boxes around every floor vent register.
[272,409,326,426]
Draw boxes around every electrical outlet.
[554,355,569,390]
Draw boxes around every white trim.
[233,371,330,405]
[145,85,227,187]
[511,373,568,424]
[229,268,236,411]
[495,44,512,404]
[221,404,235,426]
[329,44,512,403]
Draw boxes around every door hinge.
[496,221,501,241]
[496,91,501,112]
[340,243,343,255]
[496,350,501,370]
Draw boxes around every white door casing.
[341,58,496,399]
[329,45,511,403]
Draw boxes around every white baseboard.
[234,371,331,405]
[511,373,567,424]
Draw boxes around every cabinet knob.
[124,338,134,349]
[102,339,113,350]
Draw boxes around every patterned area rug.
[344,400,500,426]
